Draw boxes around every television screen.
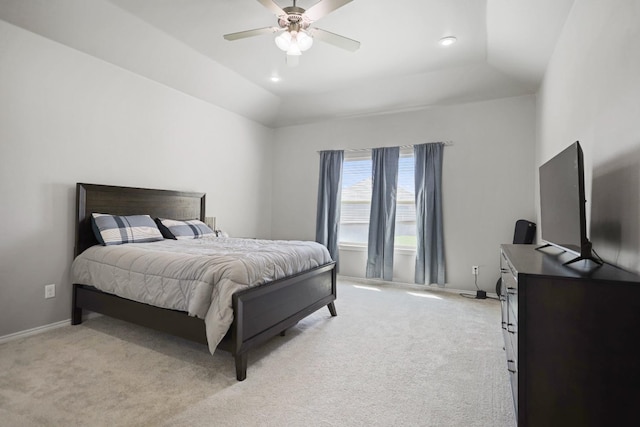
[539,142,585,253]
[538,141,599,261]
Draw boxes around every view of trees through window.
[339,149,416,247]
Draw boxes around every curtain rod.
[319,141,453,154]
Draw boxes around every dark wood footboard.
[71,261,336,380]
[227,262,337,380]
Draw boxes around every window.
[339,152,371,245]
[339,148,416,248]
[395,147,417,247]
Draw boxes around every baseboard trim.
[338,275,500,299]
[0,312,102,345]
[0,319,70,344]
[337,274,466,295]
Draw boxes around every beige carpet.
[0,279,515,426]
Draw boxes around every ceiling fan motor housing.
[279,6,311,31]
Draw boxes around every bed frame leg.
[71,285,83,325]
[235,353,248,381]
[327,302,337,317]
[71,307,83,325]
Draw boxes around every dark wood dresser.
[500,244,640,426]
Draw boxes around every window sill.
[338,243,416,255]
[338,243,367,252]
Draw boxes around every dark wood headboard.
[75,183,206,257]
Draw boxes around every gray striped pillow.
[91,213,164,245]
[156,218,215,239]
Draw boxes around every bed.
[70,183,337,381]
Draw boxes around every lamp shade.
[297,31,313,51]
[287,42,302,56]
[275,31,292,51]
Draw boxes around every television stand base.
[563,254,603,267]
[535,243,555,251]
[535,244,603,267]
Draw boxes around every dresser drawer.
[505,329,518,403]
[507,322,518,363]
[507,285,518,323]
[500,295,508,330]
[507,358,518,414]
[500,251,518,336]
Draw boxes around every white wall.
[272,96,537,292]
[536,0,640,273]
[0,21,274,337]
[0,0,280,126]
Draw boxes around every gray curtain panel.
[414,142,445,285]
[366,146,400,281]
[315,150,344,269]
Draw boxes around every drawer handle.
[507,359,517,373]
[507,323,516,333]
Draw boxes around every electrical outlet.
[472,266,479,276]
[45,284,56,299]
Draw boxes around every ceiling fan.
[223,0,360,65]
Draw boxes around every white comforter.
[70,237,332,353]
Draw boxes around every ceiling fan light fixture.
[297,30,313,51]
[287,42,302,56]
[286,53,300,67]
[276,27,313,56]
[275,31,292,50]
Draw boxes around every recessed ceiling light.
[439,36,457,47]
[270,76,281,82]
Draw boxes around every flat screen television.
[538,141,601,265]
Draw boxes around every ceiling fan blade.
[256,0,286,16]
[223,27,280,41]
[304,0,354,22]
[310,27,360,52]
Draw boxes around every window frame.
[338,147,417,250]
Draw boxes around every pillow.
[156,218,215,240]
[91,213,164,245]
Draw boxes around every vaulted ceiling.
[0,0,575,127]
